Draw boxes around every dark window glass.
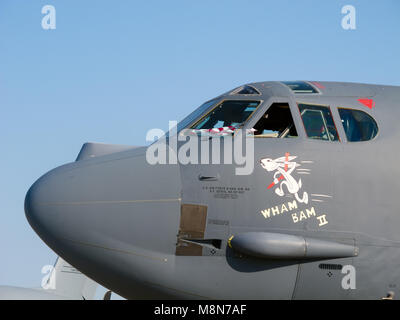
[282,81,318,94]
[177,99,218,133]
[191,100,260,130]
[253,103,298,138]
[338,108,378,141]
[299,104,339,141]
[231,85,260,95]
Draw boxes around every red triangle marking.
[358,98,375,109]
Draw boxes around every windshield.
[191,100,260,130]
[175,99,219,134]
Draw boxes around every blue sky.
[0,0,399,298]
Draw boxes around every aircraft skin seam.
[35,198,182,206]
[60,239,214,299]
[61,237,169,262]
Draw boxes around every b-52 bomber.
[17,81,400,299]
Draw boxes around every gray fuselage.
[25,81,400,299]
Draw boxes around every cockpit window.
[282,81,319,94]
[176,99,218,133]
[230,85,261,95]
[191,100,260,130]
[338,108,378,141]
[253,103,298,138]
[298,103,340,141]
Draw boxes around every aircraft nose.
[24,170,62,245]
[25,182,39,235]
[24,150,182,267]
